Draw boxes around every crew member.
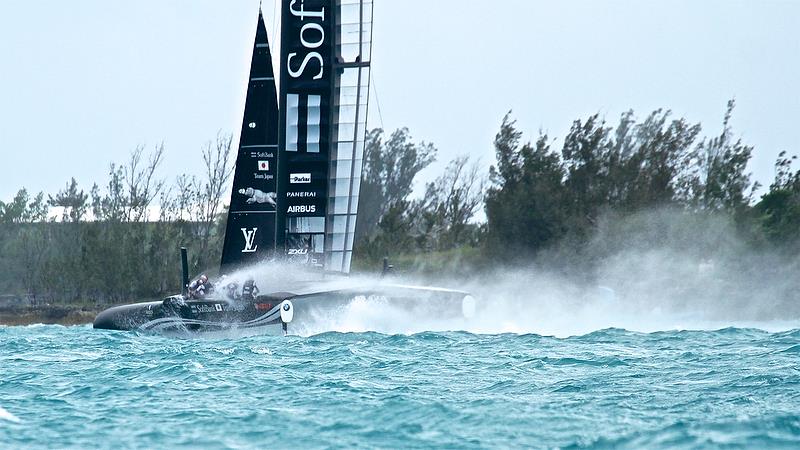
[241,278,259,301]
[224,281,240,300]
[188,274,213,299]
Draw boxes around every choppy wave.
[1,324,799,448]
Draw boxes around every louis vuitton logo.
[241,228,258,253]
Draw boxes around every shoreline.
[0,305,102,326]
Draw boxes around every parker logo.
[289,173,312,184]
[257,161,269,171]
[287,205,316,214]
[241,228,258,253]
[288,248,309,256]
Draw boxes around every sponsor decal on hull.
[138,303,286,333]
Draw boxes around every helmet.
[199,274,208,283]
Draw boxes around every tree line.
[0,134,234,304]
[354,100,799,273]
[1,100,798,304]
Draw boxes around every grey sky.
[1,1,798,203]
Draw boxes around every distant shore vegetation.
[1,100,798,306]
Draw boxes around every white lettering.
[300,23,324,49]
[287,52,324,80]
[289,0,325,21]
[287,192,317,198]
[287,205,316,214]
[241,228,258,253]
[286,0,326,80]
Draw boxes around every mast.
[220,10,280,273]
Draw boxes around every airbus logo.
[290,173,311,184]
[287,205,316,214]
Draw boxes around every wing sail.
[277,0,373,274]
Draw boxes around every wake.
[0,406,21,424]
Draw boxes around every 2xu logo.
[287,205,316,213]
[241,228,258,253]
[288,249,309,256]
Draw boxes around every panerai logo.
[287,191,317,198]
[289,173,312,184]
[288,205,316,213]
[241,228,258,253]
[287,0,326,80]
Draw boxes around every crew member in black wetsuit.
[241,279,259,301]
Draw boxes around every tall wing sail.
[277,0,373,274]
[220,11,280,273]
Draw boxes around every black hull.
[93,285,475,336]
[93,295,290,334]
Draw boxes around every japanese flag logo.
[258,161,269,171]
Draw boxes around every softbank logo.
[241,228,258,253]
[287,0,326,81]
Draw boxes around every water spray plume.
[242,209,795,337]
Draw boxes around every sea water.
[1,324,799,449]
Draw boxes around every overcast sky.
[1,0,798,203]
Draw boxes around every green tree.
[689,100,756,212]
[754,151,800,248]
[417,155,485,251]
[356,128,437,243]
[0,188,50,301]
[48,178,89,222]
[485,113,568,258]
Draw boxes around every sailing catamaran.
[93,1,475,335]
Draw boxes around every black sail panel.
[220,11,280,273]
